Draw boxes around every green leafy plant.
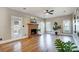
[53,22,61,35]
[53,22,61,30]
[55,39,79,52]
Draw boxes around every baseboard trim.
[0,36,28,44]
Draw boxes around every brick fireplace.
[28,23,38,37]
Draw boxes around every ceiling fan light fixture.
[45,13,49,15]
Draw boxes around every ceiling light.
[45,13,49,15]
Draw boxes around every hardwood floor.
[0,34,73,52]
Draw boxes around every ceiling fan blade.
[49,12,53,14]
[49,10,54,12]
[45,10,53,15]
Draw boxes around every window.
[76,19,79,32]
[46,22,52,32]
[38,22,45,34]
[63,20,71,33]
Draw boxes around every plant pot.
[55,32,58,35]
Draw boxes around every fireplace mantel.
[28,23,38,25]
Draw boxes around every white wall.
[0,8,11,40]
[23,16,30,37]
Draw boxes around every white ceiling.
[9,7,76,18]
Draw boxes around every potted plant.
[53,22,61,35]
[55,39,79,52]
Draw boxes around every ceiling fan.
[45,10,54,15]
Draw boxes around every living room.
[0,7,79,52]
